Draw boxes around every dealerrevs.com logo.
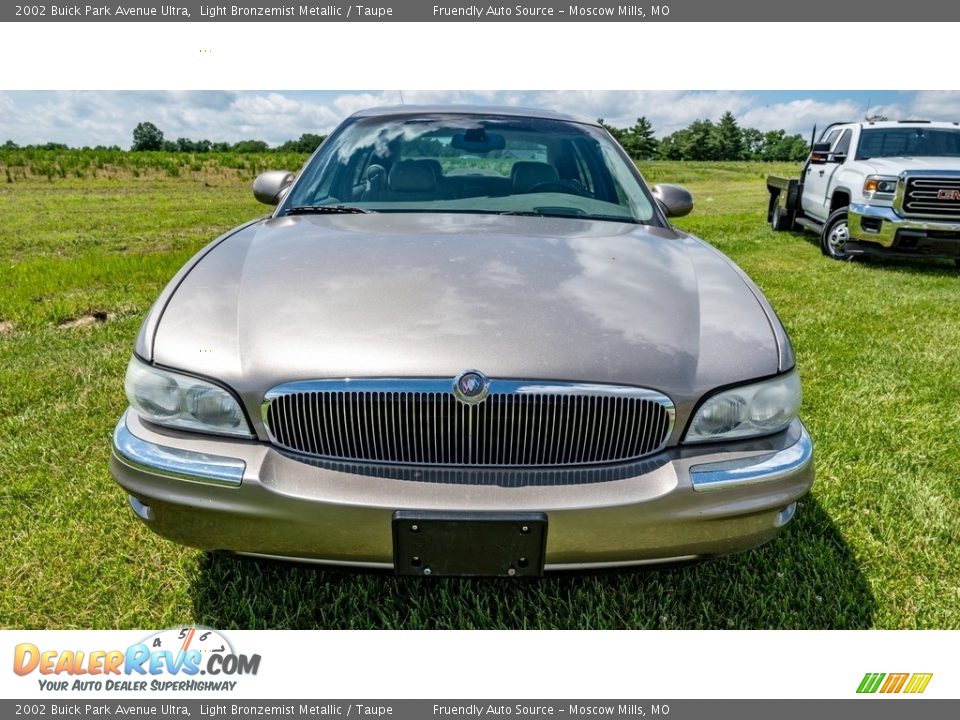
[857,673,933,694]
[13,627,261,692]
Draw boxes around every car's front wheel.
[821,207,853,260]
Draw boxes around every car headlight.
[684,371,802,443]
[124,356,253,438]
[863,175,898,197]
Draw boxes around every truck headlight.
[863,175,898,197]
[684,371,802,443]
[124,356,253,438]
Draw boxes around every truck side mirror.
[809,142,832,165]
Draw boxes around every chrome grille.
[902,176,960,218]
[262,379,674,467]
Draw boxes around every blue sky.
[0,90,951,148]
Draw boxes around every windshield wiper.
[284,205,372,215]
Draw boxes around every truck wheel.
[771,201,792,231]
[820,208,853,260]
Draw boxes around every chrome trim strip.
[112,412,245,487]
[235,552,699,572]
[265,378,674,402]
[237,552,395,570]
[545,555,699,571]
[689,426,813,492]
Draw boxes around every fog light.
[861,217,882,234]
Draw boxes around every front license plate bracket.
[392,511,547,577]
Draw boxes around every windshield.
[280,114,657,224]
[856,127,960,159]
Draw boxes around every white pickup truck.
[766,120,960,265]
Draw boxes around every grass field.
[1,153,958,630]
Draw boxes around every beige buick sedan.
[110,106,813,576]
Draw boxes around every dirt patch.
[58,311,111,330]
[0,320,13,335]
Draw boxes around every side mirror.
[253,170,295,205]
[809,142,832,165]
[652,183,694,218]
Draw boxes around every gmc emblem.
[937,189,960,201]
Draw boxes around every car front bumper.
[848,203,960,258]
[110,409,814,572]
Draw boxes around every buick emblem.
[937,189,960,201]
[452,369,490,404]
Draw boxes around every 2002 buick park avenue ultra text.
[110,106,814,576]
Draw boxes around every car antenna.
[399,90,405,105]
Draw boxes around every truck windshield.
[856,127,960,159]
[280,114,657,224]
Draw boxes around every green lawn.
[1,155,958,629]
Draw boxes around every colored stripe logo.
[857,672,933,694]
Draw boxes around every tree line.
[4,114,812,162]
[599,111,811,162]
[128,122,326,154]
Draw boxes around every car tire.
[770,201,792,231]
[820,207,853,260]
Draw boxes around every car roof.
[347,104,598,126]
[841,120,960,130]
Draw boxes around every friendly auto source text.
[434,705,658,716]
[432,5,663,17]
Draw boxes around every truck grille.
[262,379,674,467]
[902,176,960,218]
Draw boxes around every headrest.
[388,160,438,193]
[418,159,443,181]
[511,161,559,192]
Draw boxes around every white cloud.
[0,90,951,148]
[906,91,960,121]
[738,99,865,136]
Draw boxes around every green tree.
[626,117,658,160]
[597,118,626,145]
[782,133,810,162]
[232,140,270,153]
[714,111,744,160]
[277,133,326,153]
[3,139,17,149]
[759,130,784,161]
[131,121,164,151]
[683,119,719,160]
[657,130,688,160]
[741,128,764,159]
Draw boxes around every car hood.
[151,213,782,436]
[858,156,960,174]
